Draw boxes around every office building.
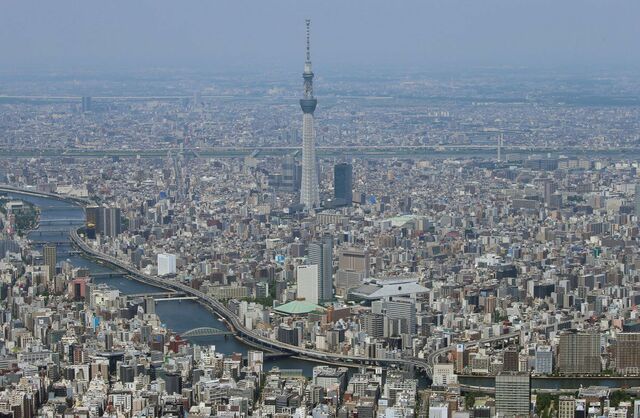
[81,96,92,113]
[90,206,122,238]
[503,347,519,372]
[277,325,299,346]
[338,247,369,273]
[102,207,122,237]
[361,313,384,338]
[495,372,530,417]
[299,19,320,209]
[296,264,319,304]
[635,183,640,218]
[376,297,416,335]
[335,247,369,295]
[43,244,57,281]
[85,205,99,238]
[157,253,177,276]
[558,331,601,375]
[615,333,640,374]
[165,372,182,395]
[334,163,353,206]
[558,396,576,418]
[432,364,457,387]
[535,346,553,375]
[308,234,333,302]
[270,154,301,192]
[247,350,264,374]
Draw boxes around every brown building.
[558,330,601,375]
[615,333,640,374]
[503,346,519,372]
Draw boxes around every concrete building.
[308,235,333,303]
[535,346,553,375]
[558,331,601,375]
[495,372,530,417]
[296,264,319,305]
[615,333,640,375]
[334,163,353,206]
[157,253,177,276]
[43,244,57,281]
[558,396,576,418]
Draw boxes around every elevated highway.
[0,185,93,206]
[69,227,521,378]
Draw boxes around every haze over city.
[1,0,639,73]
[1,1,640,418]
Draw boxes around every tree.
[464,392,477,410]
[610,390,631,407]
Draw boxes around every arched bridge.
[180,327,234,338]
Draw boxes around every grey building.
[495,372,530,417]
[308,234,333,303]
[535,346,553,375]
[334,163,353,206]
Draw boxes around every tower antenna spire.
[305,19,311,63]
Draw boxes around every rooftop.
[274,300,326,315]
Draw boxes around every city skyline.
[1,3,640,417]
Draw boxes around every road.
[2,145,639,160]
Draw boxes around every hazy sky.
[1,0,638,74]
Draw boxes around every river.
[12,191,639,391]
[6,192,317,375]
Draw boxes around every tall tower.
[299,19,320,209]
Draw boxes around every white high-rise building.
[157,253,176,276]
[297,264,319,304]
[299,19,320,209]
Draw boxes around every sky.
[0,0,639,75]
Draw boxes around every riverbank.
[459,375,640,392]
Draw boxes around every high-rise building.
[269,154,301,192]
[361,313,384,338]
[382,297,416,335]
[43,244,57,281]
[535,346,553,375]
[92,206,122,238]
[335,247,369,296]
[558,330,601,375]
[338,247,369,273]
[157,253,177,276]
[503,347,519,372]
[308,235,333,303]
[495,372,530,417]
[299,19,320,209]
[277,325,299,346]
[615,333,640,374]
[334,163,353,206]
[635,183,640,218]
[81,96,92,113]
[296,264,319,305]
[282,154,301,192]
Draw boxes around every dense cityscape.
[2,3,640,417]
